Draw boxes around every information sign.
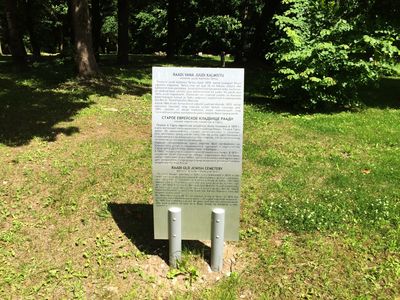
[152,67,244,240]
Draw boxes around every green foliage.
[101,15,118,43]
[269,0,400,109]
[166,257,199,285]
[195,15,242,53]
[131,8,167,53]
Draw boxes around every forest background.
[2,0,399,109]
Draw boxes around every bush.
[268,0,400,110]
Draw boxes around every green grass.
[258,110,400,232]
[0,55,399,299]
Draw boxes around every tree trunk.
[4,0,26,64]
[250,0,281,61]
[59,29,64,52]
[71,0,99,77]
[91,0,101,61]
[220,51,226,67]
[67,0,75,51]
[167,0,177,58]
[25,0,41,61]
[117,0,129,65]
[235,0,250,63]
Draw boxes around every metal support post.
[168,207,181,267]
[211,208,225,272]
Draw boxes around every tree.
[4,0,26,64]
[131,8,167,53]
[250,0,281,60]
[67,0,75,51]
[25,0,41,60]
[166,0,177,58]
[70,0,99,76]
[0,3,7,55]
[196,15,242,65]
[91,0,101,60]
[117,0,129,65]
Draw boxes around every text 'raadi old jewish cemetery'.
[152,67,244,241]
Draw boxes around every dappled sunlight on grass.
[0,55,399,299]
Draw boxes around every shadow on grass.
[243,62,400,114]
[245,76,400,115]
[0,77,92,146]
[362,77,400,109]
[76,76,151,97]
[0,56,151,147]
[100,53,230,69]
[108,203,211,265]
[2,54,397,146]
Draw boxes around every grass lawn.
[0,55,399,299]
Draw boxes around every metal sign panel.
[152,67,244,240]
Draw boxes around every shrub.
[268,0,400,110]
